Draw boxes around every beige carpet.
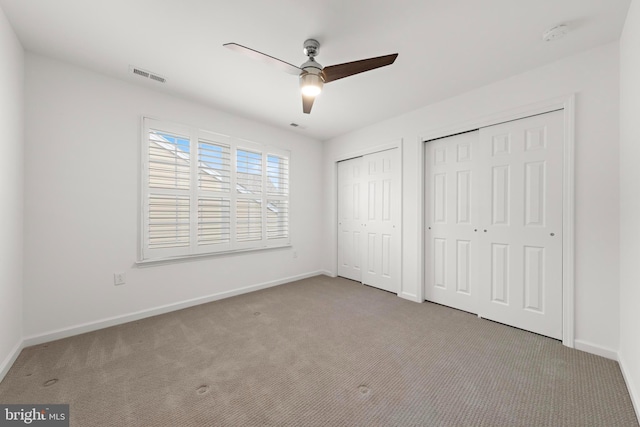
[0,275,637,426]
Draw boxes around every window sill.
[136,244,292,267]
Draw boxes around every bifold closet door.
[425,110,564,340]
[478,110,563,340]
[338,149,400,293]
[361,149,400,293]
[425,131,480,314]
[338,157,364,282]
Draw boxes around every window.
[141,118,290,262]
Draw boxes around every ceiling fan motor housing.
[303,39,320,58]
[299,54,324,96]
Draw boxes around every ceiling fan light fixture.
[224,40,398,113]
[300,72,323,97]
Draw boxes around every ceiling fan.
[223,39,398,114]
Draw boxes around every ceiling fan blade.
[223,43,301,75]
[302,94,315,114]
[321,53,398,83]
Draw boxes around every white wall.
[0,6,24,380]
[23,53,324,340]
[619,0,640,416]
[323,42,620,356]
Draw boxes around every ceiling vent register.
[130,66,166,83]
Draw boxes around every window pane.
[148,130,190,190]
[148,195,190,248]
[237,149,262,194]
[236,199,262,242]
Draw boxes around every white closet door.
[337,149,400,293]
[478,110,563,339]
[361,149,400,293]
[424,110,564,340]
[338,157,363,282]
[425,131,480,313]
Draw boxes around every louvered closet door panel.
[337,157,363,282]
[425,131,480,314]
[478,110,563,340]
[361,149,400,293]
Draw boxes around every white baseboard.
[23,271,325,347]
[619,353,640,422]
[319,270,336,278]
[399,292,421,303]
[574,339,618,360]
[0,340,23,383]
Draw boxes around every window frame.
[139,117,290,263]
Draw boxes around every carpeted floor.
[0,275,637,426]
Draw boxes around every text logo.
[0,405,69,426]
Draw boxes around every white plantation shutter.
[236,149,262,194]
[141,118,290,262]
[198,139,231,192]
[267,200,289,239]
[198,197,231,245]
[267,155,289,196]
[236,147,263,246]
[148,195,190,248]
[197,136,232,249]
[266,154,289,241]
[144,123,192,258]
[148,130,191,190]
[236,199,262,242]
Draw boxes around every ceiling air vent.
[132,68,149,78]
[130,66,166,83]
[149,74,166,83]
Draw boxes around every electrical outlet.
[114,273,126,286]
[293,250,298,259]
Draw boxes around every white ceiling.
[0,0,631,141]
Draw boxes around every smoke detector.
[543,25,569,42]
